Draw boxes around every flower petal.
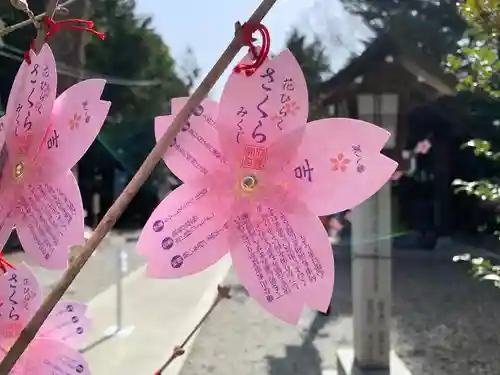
[35,79,110,180]
[0,263,42,343]
[285,118,398,216]
[0,213,15,252]
[38,301,90,349]
[0,115,17,235]
[20,338,90,375]
[5,44,57,161]
[15,171,84,269]
[156,98,226,183]
[217,49,308,164]
[136,177,230,278]
[228,204,334,324]
[0,190,15,252]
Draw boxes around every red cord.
[234,23,271,76]
[25,16,105,64]
[0,251,15,274]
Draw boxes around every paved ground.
[5,230,233,375]
[179,246,500,375]
[82,254,232,375]
[4,230,144,302]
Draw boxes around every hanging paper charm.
[0,263,91,374]
[136,49,398,324]
[0,44,110,269]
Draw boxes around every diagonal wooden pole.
[33,0,60,53]
[0,0,278,372]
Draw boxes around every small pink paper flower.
[415,139,432,155]
[0,45,110,269]
[0,263,91,374]
[137,50,398,324]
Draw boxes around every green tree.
[445,0,500,285]
[86,0,188,123]
[0,0,196,227]
[285,28,331,120]
[83,0,191,194]
[339,0,467,63]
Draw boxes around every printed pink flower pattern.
[0,44,110,269]
[136,49,398,324]
[331,153,351,172]
[0,263,91,374]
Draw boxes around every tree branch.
[0,0,76,38]
[155,285,231,374]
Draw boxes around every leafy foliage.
[340,0,467,63]
[446,0,500,97]
[454,253,500,287]
[444,1,500,286]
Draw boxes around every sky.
[134,0,372,98]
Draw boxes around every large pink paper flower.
[0,263,91,374]
[0,45,110,269]
[136,50,398,324]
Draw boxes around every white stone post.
[351,182,392,369]
[336,182,400,375]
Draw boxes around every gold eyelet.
[13,161,25,179]
[241,175,257,191]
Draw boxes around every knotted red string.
[0,251,15,274]
[25,16,105,64]
[234,22,271,76]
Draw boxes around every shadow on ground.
[179,249,500,375]
[265,260,353,375]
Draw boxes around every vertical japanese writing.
[352,144,366,173]
[251,67,276,144]
[236,106,248,143]
[14,63,45,146]
[294,159,314,182]
[83,100,91,124]
[272,77,300,130]
[8,273,20,321]
[22,277,33,311]
[39,64,50,115]
[24,64,38,134]
[14,104,22,136]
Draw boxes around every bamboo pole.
[0,0,278,372]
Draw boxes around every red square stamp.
[241,144,267,170]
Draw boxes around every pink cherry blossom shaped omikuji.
[0,263,92,374]
[0,44,111,269]
[136,49,398,324]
